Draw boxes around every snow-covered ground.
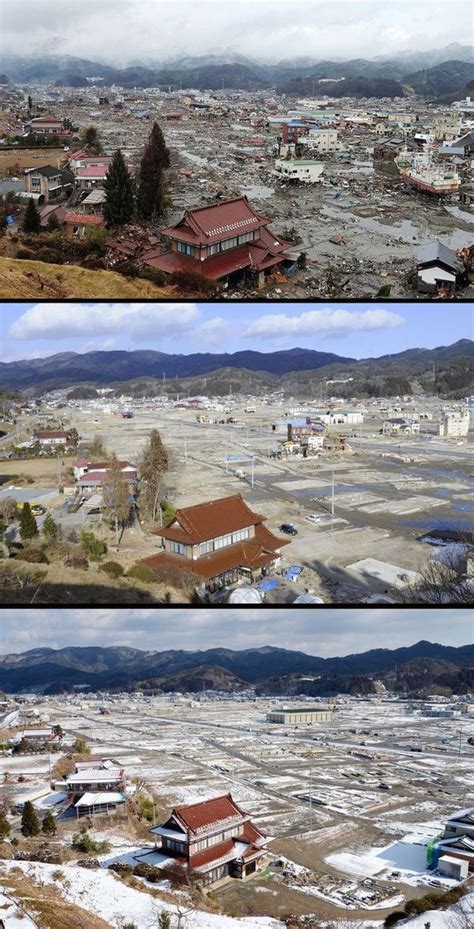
[1,861,285,929]
[0,891,38,928]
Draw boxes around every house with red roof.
[148,196,293,288]
[150,794,269,886]
[34,430,77,448]
[27,116,65,135]
[137,493,289,591]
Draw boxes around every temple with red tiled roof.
[150,793,269,886]
[137,493,289,591]
[147,196,294,287]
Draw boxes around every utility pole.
[331,466,335,532]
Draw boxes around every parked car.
[305,514,321,523]
[280,523,298,535]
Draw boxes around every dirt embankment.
[0,256,180,299]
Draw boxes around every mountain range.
[1,340,472,400]
[0,641,472,696]
[1,46,473,97]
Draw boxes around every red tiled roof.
[173,794,246,835]
[161,196,268,246]
[79,469,136,483]
[150,240,289,281]
[189,838,235,871]
[36,431,70,439]
[139,526,287,582]
[64,212,105,226]
[154,494,264,544]
[79,460,135,471]
[30,117,62,125]
[76,165,110,178]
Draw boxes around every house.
[80,188,106,214]
[150,793,269,886]
[27,116,64,135]
[63,759,127,818]
[77,468,137,494]
[373,138,420,162]
[74,158,113,190]
[274,157,324,184]
[150,196,293,288]
[138,493,289,591]
[19,728,57,744]
[430,807,474,873]
[74,458,137,480]
[63,211,105,237]
[34,430,77,447]
[382,418,420,435]
[38,203,66,228]
[414,241,463,293]
[23,165,74,204]
[439,131,474,157]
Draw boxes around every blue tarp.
[284,565,303,581]
[256,578,281,591]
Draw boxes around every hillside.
[0,641,472,693]
[2,341,472,400]
[279,75,406,99]
[405,59,474,96]
[0,257,178,299]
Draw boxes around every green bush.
[99,560,124,578]
[16,248,35,260]
[35,247,63,264]
[138,267,166,286]
[126,564,156,584]
[169,268,213,294]
[80,531,107,562]
[72,830,110,855]
[132,862,161,882]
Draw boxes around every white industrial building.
[439,409,470,437]
[267,706,333,725]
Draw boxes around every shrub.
[72,830,110,855]
[65,552,89,570]
[109,861,133,875]
[126,564,156,584]
[15,545,49,564]
[100,560,124,578]
[116,260,139,278]
[35,247,62,264]
[169,268,213,294]
[138,267,166,286]
[80,531,107,562]
[132,862,161,882]
[16,248,35,260]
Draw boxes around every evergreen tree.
[139,429,169,522]
[42,810,57,835]
[103,149,135,227]
[43,513,58,542]
[46,211,60,231]
[0,810,10,839]
[136,122,170,222]
[81,125,103,154]
[21,800,40,837]
[22,198,41,234]
[19,502,38,540]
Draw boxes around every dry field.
[0,147,66,172]
[0,257,179,298]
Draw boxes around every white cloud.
[0,608,471,655]
[244,308,404,340]
[196,316,228,346]
[9,303,200,341]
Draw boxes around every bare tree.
[102,455,132,548]
[399,548,472,605]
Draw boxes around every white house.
[274,158,324,183]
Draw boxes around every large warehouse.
[266,706,333,725]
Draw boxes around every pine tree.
[22,197,41,234]
[136,122,170,222]
[42,810,57,835]
[43,513,58,542]
[21,800,40,837]
[103,149,135,227]
[0,811,10,839]
[27,94,33,111]
[19,502,38,540]
[139,429,169,522]
[47,211,60,231]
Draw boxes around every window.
[171,541,186,555]
[238,231,254,244]
[199,539,214,556]
[177,241,194,256]
[220,236,238,251]
[232,528,250,543]
[214,533,233,550]
[208,243,220,255]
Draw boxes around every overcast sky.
[1,1,470,64]
[1,304,470,362]
[1,608,472,655]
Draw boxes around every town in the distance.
[0,610,472,929]
[0,305,472,606]
[0,43,474,299]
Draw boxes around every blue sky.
[0,303,471,362]
[1,608,472,654]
